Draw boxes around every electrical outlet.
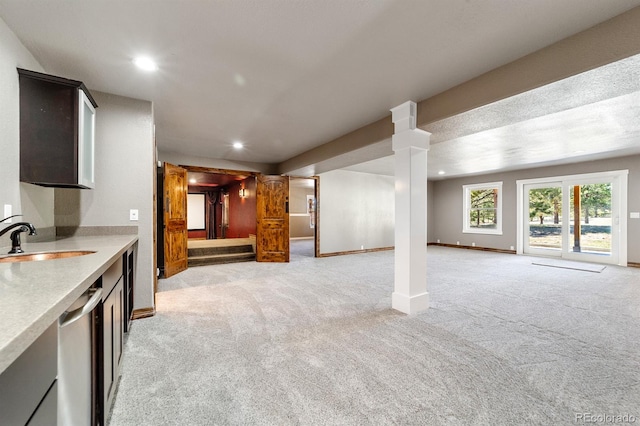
[129,209,139,221]
[360,245,364,250]
[437,239,440,243]
[471,242,476,247]
[3,205,12,222]
[510,246,515,251]
[456,241,460,245]
[631,212,640,219]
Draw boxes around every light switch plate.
[3,204,12,222]
[631,212,640,219]
[129,209,139,221]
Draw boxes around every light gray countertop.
[0,234,138,375]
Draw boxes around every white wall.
[56,92,155,310]
[318,169,394,254]
[0,17,54,250]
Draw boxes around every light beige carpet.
[108,247,640,425]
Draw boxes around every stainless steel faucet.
[0,216,37,254]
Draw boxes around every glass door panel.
[524,184,562,256]
[566,182,613,261]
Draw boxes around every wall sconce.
[239,188,246,198]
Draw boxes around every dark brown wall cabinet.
[18,68,97,189]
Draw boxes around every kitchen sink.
[0,250,96,263]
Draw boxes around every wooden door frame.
[313,175,319,258]
[288,175,320,258]
[180,165,260,179]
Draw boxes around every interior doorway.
[517,170,628,266]
[289,177,318,259]
[158,165,313,274]
[184,166,259,267]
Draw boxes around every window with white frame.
[463,182,503,235]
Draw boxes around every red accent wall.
[226,177,257,238]
[188,230,206,239]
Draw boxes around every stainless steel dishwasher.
[58,283,102,426]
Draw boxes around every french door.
[518,170,628,266]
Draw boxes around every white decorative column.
[391,101,430,315]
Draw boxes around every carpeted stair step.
[188,252,256,267]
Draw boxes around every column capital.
[391,101,431,151]
[390,101,417,132]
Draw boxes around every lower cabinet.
[0,322,57,426]
[0,243,136,426]
[27,381,58,426]
[103,277,124,418]
[100,256,124,425]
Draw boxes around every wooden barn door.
[256,175,289,262]
[163,162,188,277]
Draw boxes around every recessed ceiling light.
[133,56,158,72]
[233,141,243,149]
[189,178,196,184]
[234,73,246,87]
[438,170,446,175]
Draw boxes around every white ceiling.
[1,1,639,178]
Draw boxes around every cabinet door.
[78,89,95,188]
[115,279,123,369]
[19,75,77,186]
[103,278,123,416]
[124,249,135,333]
[26,381,57,426]
[0,322,57,426]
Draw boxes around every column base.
[392,291,429,315]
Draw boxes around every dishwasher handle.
[60,288,103,328]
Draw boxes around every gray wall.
[318,169,394,254]
[0,17,55,250]
[56,92,155,310]
[431,154,640,263]
[1,17,156,309]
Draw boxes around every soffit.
[342,53,640,179]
